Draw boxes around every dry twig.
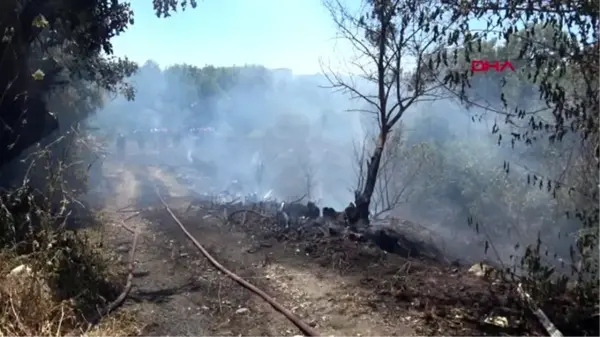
[228,209,272,222]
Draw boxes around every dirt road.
[94,158,547,337]
[98,161,417,336]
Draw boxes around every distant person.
[116,133,126,157]
[133,129,145,150]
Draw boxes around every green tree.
[437,1,598,151]
[427,1,598,334]
[0,0,202,168]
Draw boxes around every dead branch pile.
[181,193,449,265]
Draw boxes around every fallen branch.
[517,283,564,337]
[186,196,242,213]
[123,211,142,222]
[228,209,272,222]
[185,201,196,213]
[119,221,137,234]
[154,186,320,337]
[288,194,307,204]
[225,197,241,206]
[67,228,139,336]
[116,204,137,213]
[118,208,143,214]
[241,210,248,226]
[102,229,139,314]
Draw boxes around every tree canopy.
[440,1,598,144]
[0,0,202,168]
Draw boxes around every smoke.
[91,62,366,209]
[88,60,581,269]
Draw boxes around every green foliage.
[437,2,598,142]
[0,0,206,333]
[152,0,198,17]
[330,0,596,332]
[426,1,598,333]
[0,0,138,167]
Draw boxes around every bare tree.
[353,123,431,219]
[322,0,452,224]
[298,158,316,201]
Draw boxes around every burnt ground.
[90,159,564,336]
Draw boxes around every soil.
[92,158,554,336]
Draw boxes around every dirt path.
[98,160,417,336]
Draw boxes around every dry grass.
[84,310,140,337]
[0,226,141,337]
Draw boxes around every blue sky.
[112,0,492,74]
[112,0,347,74]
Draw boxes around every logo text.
[471,60,515,73]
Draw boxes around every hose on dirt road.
[154,187,321,337]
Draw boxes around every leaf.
[1,27,14,43]
[32,69,45,81]
[32,14,49,29]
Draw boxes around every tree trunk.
[354,128,389,225]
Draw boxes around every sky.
[111,0,348,74]
[111,0,490,75]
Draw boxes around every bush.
[0,131,138,336]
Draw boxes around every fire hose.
[154,186,321,337]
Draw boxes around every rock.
[8,264,32,276]
[306,201,320,219]
[483,315,509,328]
[347,232,366,242]
[235,307,249,314]
[281,202,320,221]
[328,226,341,236]
[468,263,497,278]
[322,207,339,220]
[6,264,52,306]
